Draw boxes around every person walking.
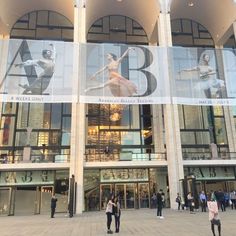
[113,196,121,233]
[156,189,164,219]
[187,192,195,214]
[215,189,226,212]
[229,190,236,209]
[50,194,57,218]
[207,199,221,236]
[176,193,181,211]
[106,195,115,234]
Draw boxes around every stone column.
[70,1,86,214]
[0,35,10,143]
[149,42,165,155]
[157,6,184,209]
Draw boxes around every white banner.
[1,40,236,106]
[79,43,171,104]
[170,47,236,106]
[0,39,77,103]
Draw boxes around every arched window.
[10,10,73,41]
[171,19,214,47]
[87,15,148,44]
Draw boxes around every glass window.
[17,103,29,129]
[11,10,73,41]
[88,15,148,44]
[2,103,16,114]
[121,131,140,145]
[51,104,62,129]
[28,104,46,129]
[183,106,204,129]
[63,104,71,115]
[213,106,223,116]
[214,118,227,145]
[0,116,15,147]
[181,132,196,145]
[171,19,214,47]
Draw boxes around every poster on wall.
[0,170,54,186]
[79,43,171,105]
[170,47,235,106]
[0,39,77,103]
[185,166,235,180]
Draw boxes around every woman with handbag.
[207,199,221,236]
[187,192,195,214]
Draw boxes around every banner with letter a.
[0,39,77,103]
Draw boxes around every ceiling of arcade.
[0,0,236,45]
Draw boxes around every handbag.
[211,218,220,226]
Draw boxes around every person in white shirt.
[106,195,115,234]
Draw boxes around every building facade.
[1,0,236,215]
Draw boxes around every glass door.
[14,187,37,215]
[126,183,135,209]
[115,184,125,209]
[100,184,113,210]
[138,183,150,208]
[40,186,53,214]
[0,187,11,216]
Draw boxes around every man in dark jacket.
[156,189,164,219]
[51,194,58,218]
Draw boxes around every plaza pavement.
[0,208,235,236]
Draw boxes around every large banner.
[79,43,171,104]
[1,39,236,106]
[0,39,77,103]
[170,47,236,106]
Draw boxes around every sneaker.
[107,230,113,234]
[160,216,164,219]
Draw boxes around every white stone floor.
[0,208,235,236]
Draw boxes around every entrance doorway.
[0,187,10,216]
[14,186,39,215]
[4,185,55,215]
[100,182,149,210]
[40,186,54,214]
[138,183,150,208]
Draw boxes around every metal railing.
[0,154,70,164]
[84,152,167,162]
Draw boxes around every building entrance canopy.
[0,39,236,106]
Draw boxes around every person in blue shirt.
[199,191,207,212]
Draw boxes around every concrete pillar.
[152,104,165,154]
[70,2,86,214]
[148,41,165,155]
[0,35,10,135]
[157,10,184,209]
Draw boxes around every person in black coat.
[156,189,164,219]
[51,194,58,218]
